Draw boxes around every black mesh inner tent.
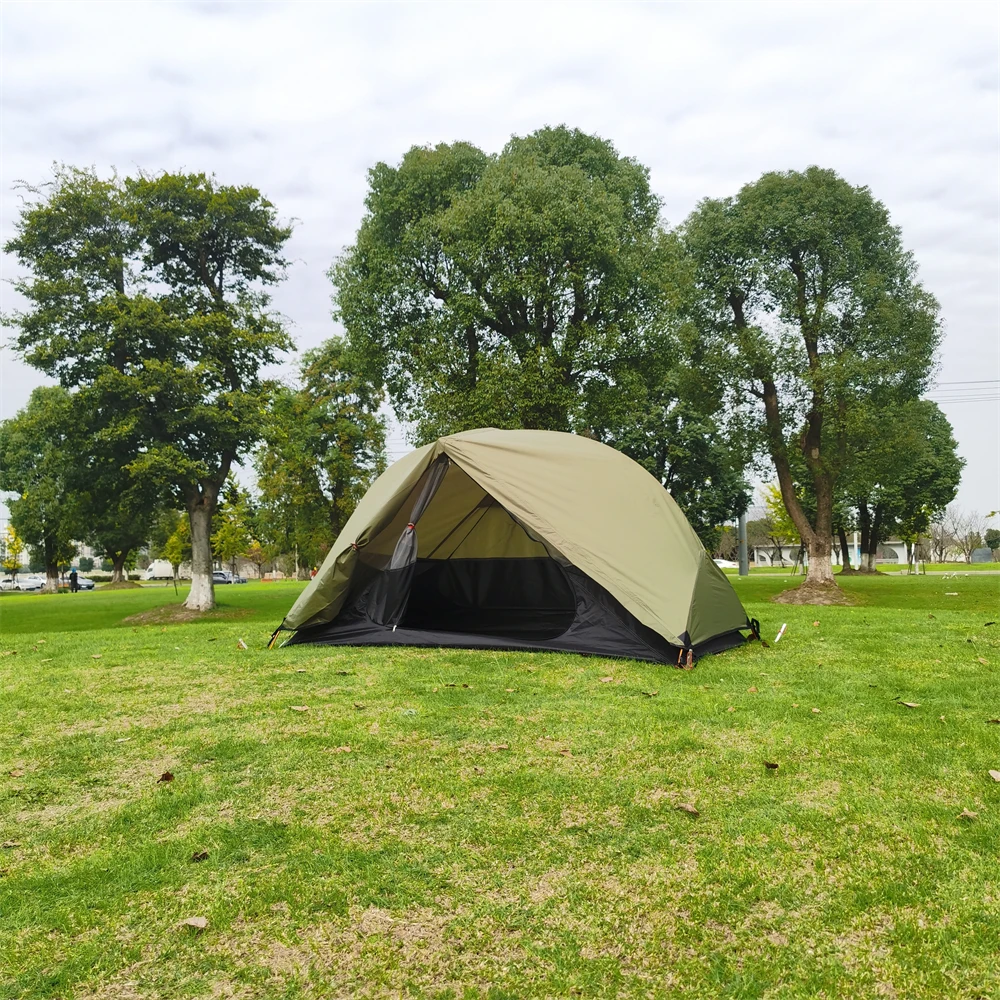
[401,558,576,640]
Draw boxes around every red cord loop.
[407,523,415,531]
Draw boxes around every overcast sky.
[2,0,997,514]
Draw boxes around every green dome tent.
[272,429,755,664]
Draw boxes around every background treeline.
[1,127,968,606]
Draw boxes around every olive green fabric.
[281,428,747,646]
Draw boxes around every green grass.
[1,577,999,998]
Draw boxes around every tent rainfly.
[272,429,757,664]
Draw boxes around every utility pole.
[738,513,749,576]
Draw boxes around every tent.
[273,429,755,664]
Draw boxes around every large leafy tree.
[684,167,940,600]
[4,166,291,611]
[589,332,750,549]
[0,387,78,592]
[332,126,681,441]
[843,401,963,571]
[256,338,386,572]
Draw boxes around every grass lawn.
[1,576,999,999]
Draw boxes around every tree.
[162,519,192,585]
[843,401,962,572]
[685,167,940,600]
[4,166,292,611]
[1,526,25,581]
[256,338,386,570]
[945,507,989,564]
[212,479,255,576]
[0,388,78,592]
[764,483,801,568]
[333,127,681,441]
[984,528,1000,562]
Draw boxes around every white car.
[713,559,739,569]
[15,575,45,591]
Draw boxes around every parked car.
[213,569,247,585]
[16,575,45,591]
[76,577,96,590]
[0,576,16,591]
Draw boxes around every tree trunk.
[803,533,836,587]
[185,495,216,611]
[110,552,128,584]
[837,525,855,573]
[865,504,885,572]
[44,561,59,594]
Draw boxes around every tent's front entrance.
[286,457,696,663]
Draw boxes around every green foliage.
[256,338,386,567]
[211,479,255,573]
[4,166,293,606]
[684,167,940,577]
[78,556,94,573]
[0,387,79,581]
[162,518,192,574]
[844,401,963,556]
[333,127,681,441]
[1,526,25,577]
[985,528,1000,552]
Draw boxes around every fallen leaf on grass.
[332,745,352,754]
[792,703,799,708]
[191,850,209,862]
[764,761,779,769]
[114,738,131,743]
[641,690,659,698]
[236,639,248,650]
[490,743,510,751]
[8,770,23,778]
[181,916,208,931]
[945,592,958,596]
[598,676,614,683]
[984,621,996,627]
[40,658,52,663]
[37,639,45,644]
[157,771,174,783]
[957,808,978,821]
[557,749,573,757]
[445,682,456,688]
[2,841,21,848]
[900,702,920,709]
[748,686,758,693]
[811,708,821,714]
[505,687,515,693]
[726,706,735,713]
[353,702,366,710]
[295,668,307,673]
[0,650,16,657]
[977,657,989,665]
[812,621,820,627]
[675,803,700,817]
[462,683,471,689]
[988,770,1000,783]
[987,719,1000,725]
[289,705,309,712]
[91,654,102,659]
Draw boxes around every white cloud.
[1,0,997,505]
